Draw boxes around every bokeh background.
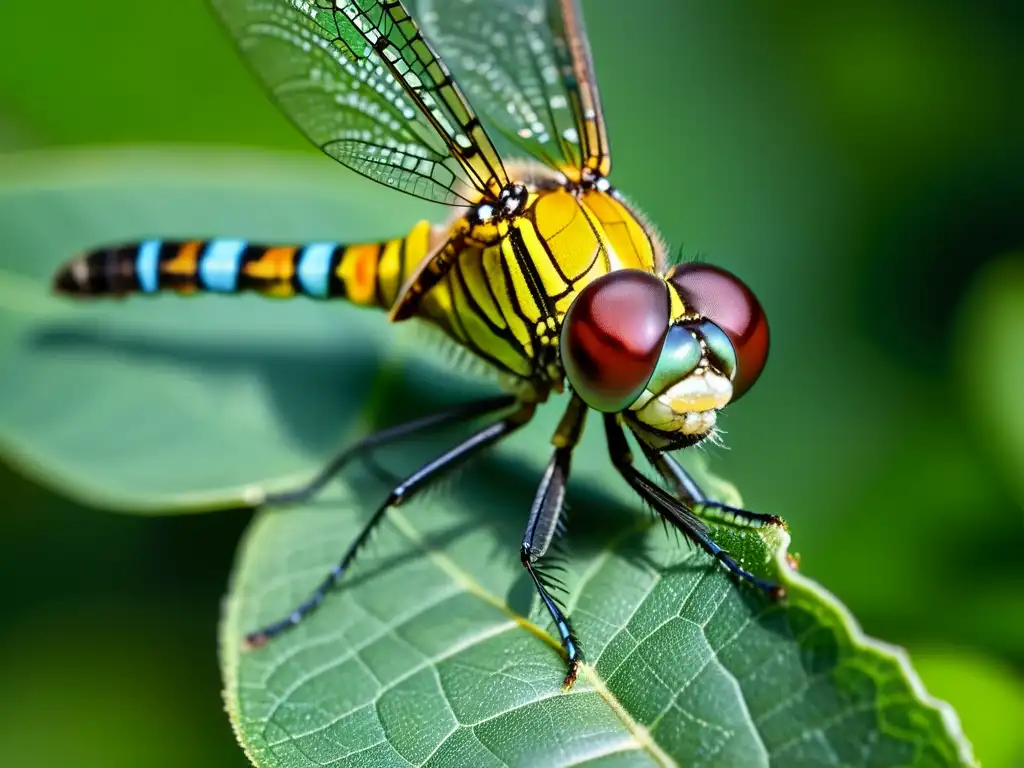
[2,1,1023,766]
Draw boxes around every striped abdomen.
[53,221,432,311]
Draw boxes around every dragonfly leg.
[606,416,784,599]
[521,396,587,689]
[244,400,535,648]
[260,394,518,506]
[638,442,786,529]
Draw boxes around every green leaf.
[223,473,974,767]
[0,148,975,766]
[0,146,441,510]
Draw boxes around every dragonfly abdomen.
[53,221,433,309]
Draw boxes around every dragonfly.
[53,0,784,688]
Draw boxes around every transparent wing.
[210,0,510,205]
[412,0,612,180]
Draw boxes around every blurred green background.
[2,0,1023,766]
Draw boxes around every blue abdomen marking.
[296,242,337,298]
[136,240,161,293]
[200,239,247,292]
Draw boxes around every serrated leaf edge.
[220,498,977,768]
[772,540,978,767]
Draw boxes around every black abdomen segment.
[53,243,146,296]
[53,238,349,300]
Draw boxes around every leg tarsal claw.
[561,660,580,691]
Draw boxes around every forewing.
[412,0,612,179]
[210,0,509,204]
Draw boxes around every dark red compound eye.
[668,263,769,400]
[560,270,670,412]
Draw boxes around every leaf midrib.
[386,506,678,768]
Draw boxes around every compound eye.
[560,270,670,412]
[668,263,769,399]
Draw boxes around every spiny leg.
[260,395,517,506]
[522,396,587,689]
[638,442,786,529]
[244,400,535,648]
[605,416,783,599]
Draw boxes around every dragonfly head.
[560,265,769,450]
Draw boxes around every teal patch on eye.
[646,325,703,395]
[697,320,738,380]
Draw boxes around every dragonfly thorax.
[413,176,663,393]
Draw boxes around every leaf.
[0,148,975,766]
[222,467,974,767]
[0,146,441,510]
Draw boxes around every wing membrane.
[412,0,612,179]
[210,0,509,204]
